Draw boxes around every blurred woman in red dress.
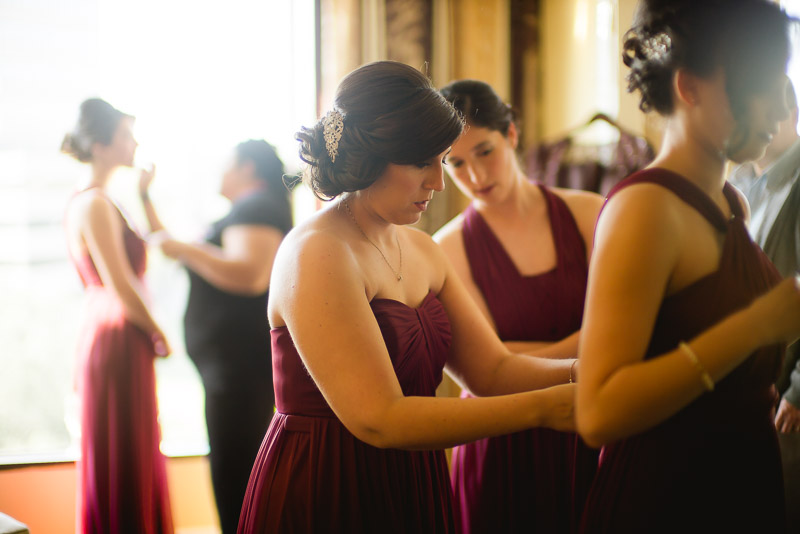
[63,98,173,534]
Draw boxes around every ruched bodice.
[272,291,452,417]
[239,291,456,534]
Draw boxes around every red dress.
[238,292,456,533]
[451,185,599,534]
[67,193,173,534]
[579,169,785,533]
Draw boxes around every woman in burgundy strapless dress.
[576,2,800,532]
[435,80,602,534]
[63,99,172,534]
[238,61,579,534]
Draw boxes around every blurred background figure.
[729,78,800,532]
[435,79,602,534]
[139,140,292,534]
[62,98,173,534]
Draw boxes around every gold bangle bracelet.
[569,359,578,384]
[678,342,714,392]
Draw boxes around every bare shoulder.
[68,190,118,232]
[269,212,363,324]
[596,182,684,241]
[274,212,357,277]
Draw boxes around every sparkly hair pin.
[322,109,344,163]
[641,32,672,62]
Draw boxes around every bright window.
[785,0,800,134]
[0,0,317,462]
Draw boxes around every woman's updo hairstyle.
[439,79,516,137]
[297,61,464,200]
[61,98,132,163]
[623,0,795,117]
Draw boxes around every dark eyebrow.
[471,141,492,153]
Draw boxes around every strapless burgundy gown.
[67,194,173,534]
[579,169,785,533]
[237,291,456,533]
[451,184,599,534]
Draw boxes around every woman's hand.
[159,238,184,260]
[139,164,156,196]
[150,327,171,358]
[538,383,577,433]
[747,274,800,346]
[143,230,183,260]
[776,398,800,433]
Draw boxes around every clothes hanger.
[585,112,623,131]
[568,111,623,146]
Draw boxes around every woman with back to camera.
[62,98,173,534]
[236,61,580,534]
[138,140,292,534]
[434,80,603,534]
[575,1,800,532]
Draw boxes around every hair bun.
[60,132,92,163]
[61,98,131,163]
[623,0,794,116]
[297,119,356,200]
[296,61,464,200]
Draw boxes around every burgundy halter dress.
[579,169,785,533]
[451,184,599,534]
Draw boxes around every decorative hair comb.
[641,32,672,62]
[322,109,344,163]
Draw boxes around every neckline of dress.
[369,289,436,310]
[468,185,561,279]
[270,291,438,332]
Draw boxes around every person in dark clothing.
[139,140,292,534]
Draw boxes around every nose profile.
[427,164,446,192]
[466,163,484,186]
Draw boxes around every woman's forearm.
[483,354,574,396]
[168,241,268,295]
[140,194,166,233]
[349,385,573,450]
[111,278,161,335]
[505,331,581,359]
[577,306,764,447]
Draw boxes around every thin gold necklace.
[343,200,403,281]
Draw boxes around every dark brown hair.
[296,61,464,200]
[623,0,795,118]
[235,140,286,195]
[61,98,132,163]
[439,79,516,137]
